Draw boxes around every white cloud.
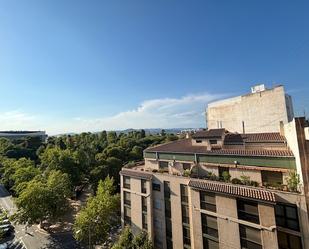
[0,92,225,135]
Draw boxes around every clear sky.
[0,0,308,135]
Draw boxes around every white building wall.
[207,85,294,133]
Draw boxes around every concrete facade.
[207,85,294,133]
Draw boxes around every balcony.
[122,161,301,194]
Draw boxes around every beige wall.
[207,86,293,133]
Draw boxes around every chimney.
[279,121,285,136]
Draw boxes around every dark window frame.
[237,199,260,224]
[275,203,300,231]
[239,225,262,249]
[141,179,147,194]
[152,183,161,191]
[200,191,216,212]
[123,176,131,189]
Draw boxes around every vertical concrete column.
[170,180,184,249]
[258,204,278,249]
[120,175,124,228]
[189,188,203,249]
[216,196,241,249]
[147,180,154,240]
[131,178,142,234]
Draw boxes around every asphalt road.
[0,185,82,249]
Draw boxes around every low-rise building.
[120,118,309,249]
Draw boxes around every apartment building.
[120,117,309,249]
[207,85,294,133]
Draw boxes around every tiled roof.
[145,139,294,157]
[192,129,225,139]
[241,132,286,143]
[189,179,276,203]
[224,132,286,144]
[120,169,152,180]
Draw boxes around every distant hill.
[53,128,202,137]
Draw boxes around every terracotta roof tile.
[189,179,276,203]
[192,129,226,139]
[145,139,294,157]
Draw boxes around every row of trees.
[0,130,177,246]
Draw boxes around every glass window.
[182,226,191,248]
[209,139,217,144]
[277,231,302,249]
[262,171,283,185]
[237,199,260,224]
[196,140,202,143]
[203,237,219,249]
[166,218,173,238]
[124,191,131,206]
[200,191,216,212]
[154,199,161,210]
[142,213,148,230]
[159,161,169,169]
[201,214,218,239]
[182,205,190,224]
[181,184,189,203]
[142,196,147,212]
[123,176,130,189]
[275,203,300,231]
[164,181,171,198]
[124,206,131,225]
[153,183,161,191]
[166,237,173,249]
[165,199,171,218]
[239,225,262,249]
[154,217,161,229]
[141,179,147,193]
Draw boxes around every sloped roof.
[120,169,152,180]
[192,129,226,139]
[145,138,294,157]
[189,179,276,203]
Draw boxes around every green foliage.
[231,178,242,184]
[183,169,191,177]
[112,227,153,249]
[13,170,71,225]
[73,176,120,246]
[286,170,300,192]
[240,175,251,185]
[221,171,231,182]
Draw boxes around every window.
[196,140,202,143]
[200,192,216,212]
[142,196,147,212]
[181,184,189,204]
[218,167,229,178]
[142,213,148,230]
[124,206,131,225]
[182,226,191,248]
[275,203,300,231]
[166,218,173,238]
[159,161,169,169]
[239,225,262,249]
[164,181,171,198]
[201,214,218,239]
[153,183,161,191]
[154,199,161,210]
[154,217,161,229]
[203,237,219,249]
[182,205,190,224]
[154,234,163,248]
[277,231,302,249]
[166,237,173,249]
[141,179,147,193]
[209,139,217,144]
[165,199,171,218]
[183,163,191,170]
[237,199,259,224]
[262,171,283,185]
[123,176,130,189]
[124,191,131,206]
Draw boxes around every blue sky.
[0,0,308,134]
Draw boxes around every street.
[0,185,82,249]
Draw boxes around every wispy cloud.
[0,92,225,135]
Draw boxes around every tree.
[107,131,118,144]
[0,138,13,155]
[14,171,71,226]
[39,147,82,186]
[112,227,153,249]
[286,170,300,192]
[73,176,119,246]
